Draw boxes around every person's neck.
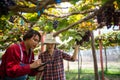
[24,41,29,55]
[48,50,54,56]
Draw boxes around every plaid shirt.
[38,49,75,80]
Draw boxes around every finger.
[32,60,35,62]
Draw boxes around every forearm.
[72,45,79,60]
[6,64,31,78]
[36,72,43,80]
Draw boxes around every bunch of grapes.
[96,13,104,24]
[0,0,15,17]
[75,39,83,45]
[53,20,59,29]
[96,11,105,28]
[82,31,91,42]
[9,16,14,23]
[113,11,120,26]
[7,0,16,6]
[0,0,9,16]
[104,5,115,29]
[96,4,120,29]
[75,31,91,45]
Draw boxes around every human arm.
[28,59,43,76]
[4,47,30,77]
[36,72,43,80]
[61,44,79,61]
[35,53,45,80]
[71,44,79,61]
[4,45,42,78]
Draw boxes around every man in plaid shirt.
[36,34,79,80]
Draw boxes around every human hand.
[30,59,42,69]
[35,61,50,71]
[72,43,80,49]
[37,64,45,72]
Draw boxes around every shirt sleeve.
[5,45,31,78]
[60,50,75,61]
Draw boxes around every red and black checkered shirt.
[38,49,75,80]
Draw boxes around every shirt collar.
[20,41,26,52]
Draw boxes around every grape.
[0,1,8,16]
[0,0,16,17]
[75,39,83,45]
[113,11,120,26]
[75,31,91,45]
[82,31,91,42]
[9,16,14,23]
[53,20,59,29]
[96,5,115,29]
[7,0,16,6]
[103,5,115,29]
[83,36,89,42]
[96,14,103,24]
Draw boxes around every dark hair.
[23,29,41,42]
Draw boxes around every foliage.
[0,0,120,50]
[94,31,120,48]
[24,13,38,22]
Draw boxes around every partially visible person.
[36,34,79,80]
[0,29,44,80]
